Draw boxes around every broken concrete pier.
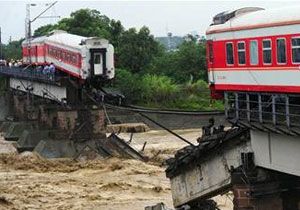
[0,87,146,160]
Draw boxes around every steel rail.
[105,103,224,116]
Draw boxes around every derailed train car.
[22,30,115,81]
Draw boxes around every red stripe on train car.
[44,44,82,69]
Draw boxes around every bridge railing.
[225,91,300,135]
[0,66,60,84]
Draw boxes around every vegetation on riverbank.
[113,69,223,111]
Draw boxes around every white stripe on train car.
[210,69,300,87]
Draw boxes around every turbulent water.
[0,129,233,210]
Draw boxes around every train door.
[93,53,103,75]
[90,49,106,76]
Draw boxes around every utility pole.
[25,3,34,63]
[25,1,59,63]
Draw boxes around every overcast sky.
[1,0,299,43]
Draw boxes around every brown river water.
[0,129,233,210]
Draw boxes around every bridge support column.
[232,185,254,210]
[233,183,282,210]
[232,169,300,210]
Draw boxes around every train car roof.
[22,36,47,46]
[206,6,300,35]
[45,31,87,50]
[22,31,85,48]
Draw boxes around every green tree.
[109,19,124,50]
[118,26,163,73]
[33,9,112,38]
[148,39,207,83]
[2,39,23,60]
[33,24,58,37]
[113,68,142,103]
[59,9,111,38]
[140,74,179,105]
[176,40,207,82]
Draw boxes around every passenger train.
[206,6,300,99]
[22,30,115,81]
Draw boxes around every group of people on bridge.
[0,59,57,82]
[36,63,56,81]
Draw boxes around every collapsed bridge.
[0,64,146,160]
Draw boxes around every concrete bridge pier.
[0,88,145,160]
[232,169,300,210]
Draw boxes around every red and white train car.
[22,30,114,80]
[206,6,300,98]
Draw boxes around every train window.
[94,54,101,64]
[250,40,258,65]
[226,43,234,65]
[263,40,272,64]
[67,54,71,63]
[72,55,76,64]
[237,42,246,65]
[292,38,300,63]
[277,38,286,64]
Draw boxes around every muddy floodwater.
[0,129,233,210]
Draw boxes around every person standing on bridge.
[49,63,55,81]
[8,60,13,68]
[43,65,49,78]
